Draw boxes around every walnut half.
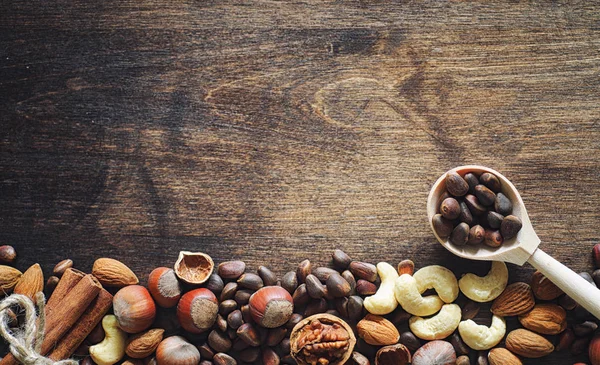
[290,313,356,365]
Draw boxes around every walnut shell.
[290,313,356,365]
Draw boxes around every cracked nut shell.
[290,313,356,365]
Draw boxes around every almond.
[488,348,522,365]
[126,328,165,358]
[518,303,566,335]
[0,265,22,293]
[14,263,43,300]
[505,328,554,358]
[491,282,534,316]
[92,258,139,287]
[357,314,400,346]
[530,271,563,300]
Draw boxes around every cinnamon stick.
[46,268,85,309]
[0,274,101,365]
[48,288,113,361]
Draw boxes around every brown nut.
[495,192,513,215]
[475,185,496,206]
[218,260,246,280]
[440,197,461,220]
[126,328,164,358]
[237,273,264,291]
[281,271,298,294]
[93,258,138,287]
[500,215,522,240]
[257,265,278,286]
[589,334,600,365]
[505,328,554,358]
[177,288,218,333]
[113,285,157,334]
[297,259,312,283]
[484,230,503,248]
[468,225,485,245]
[488,348,522,365]
[412,340,456,365]
[450,223,470,246]
[326,273,351,298]
[446,172,469,197]
[465,194,487,216]
[332,249,352,270]
[530,271,563,300]
[349,261,378,282]
[458,201,474,225]
[375,343,411,365]
[248,286,294,328]
[148,267,182,308]
[397,260,414,276]
[491,282,535,316]
[290,313,356,365]
[479,172,501,193]
[155,336,200,365]
[432,214,454,238]
[518,303,567,335]
[14,263,44,300]
[53,259,73,277]
[174,251,214,285]
[0,265,22,293]
[356,314,399,346]
[0,245,17,264]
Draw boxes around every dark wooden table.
[1,1,599,363]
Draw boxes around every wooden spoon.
[427,165,600,319]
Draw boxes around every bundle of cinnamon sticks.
[0,269,113,365]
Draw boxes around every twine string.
[0,292,77,365]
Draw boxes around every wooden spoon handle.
[528,248,600,319]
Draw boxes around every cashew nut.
[413,265,459,303]
[458,261,508,302]
[458,315,506,350]
[90,315,127,365]
[394,274,443,316]
[409,304,461,340]
[364,262,399,315]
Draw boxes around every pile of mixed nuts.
[432,171,523,247]
[0,243,599,365]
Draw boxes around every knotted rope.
[0,292,77,365]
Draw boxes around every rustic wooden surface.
[1,1,600,363]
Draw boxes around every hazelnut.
[411,340,456,365]
[113,285,156,334]
[0,245,16,264]
[248,286,294,328]
[148,267,182,308]
[177,288,218,333]
[174,251,214,285]
[155,336,200,365]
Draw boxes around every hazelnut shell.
[174,251,214,285]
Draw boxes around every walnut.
[290,313,356,365]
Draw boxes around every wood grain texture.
[1,1,600,363]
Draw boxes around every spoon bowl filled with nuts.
[428,165,600,319]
